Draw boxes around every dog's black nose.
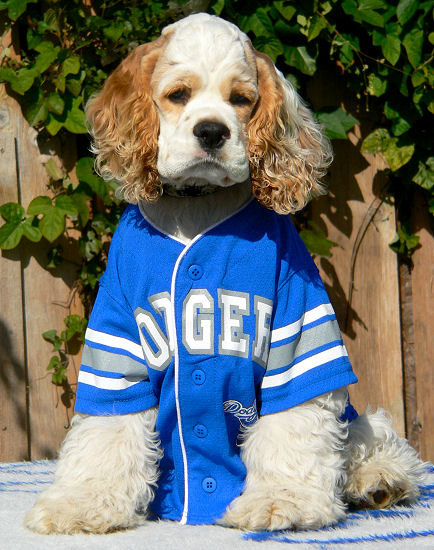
[193,121,230,151]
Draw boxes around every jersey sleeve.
[259,266,358,416]
[74,215,158,416]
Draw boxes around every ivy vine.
[0,0,432,398]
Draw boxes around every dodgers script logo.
[223,399,258,427]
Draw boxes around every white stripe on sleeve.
[85,328,144,361]
[261,344,348,389]
[78,370,141,391]
[270,303,335,344]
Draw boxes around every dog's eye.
[230,94,252,106]
[167,89,190,104]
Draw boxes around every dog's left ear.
[248,51,332,214]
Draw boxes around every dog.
[25,13,426,534]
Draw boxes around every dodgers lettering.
[134,288,273,369]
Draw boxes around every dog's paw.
[345,460,421,509]
[24,489,143,534]
[221,488,344,531]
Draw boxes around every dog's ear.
[248,51,332,214]
[86,35,168,203]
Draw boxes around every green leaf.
[0,202,25,222]
[390,226,420,257]
[211,0,224,16]
[27,196,66,241]
[411,70,426,87]
[34,43,60,74]
[1,67,37,95]
[103,23,124,42]
[273,1,296,21]
[384,101,413,136]
[43,330,58,344]
[307,15,327,41]
[39,206,66,242]
[343,0,385,26]
[79,229,102,261]
[284,46,317,75]
[384,140,415,171]
[45,158,64,180]
[381,34,401,65]
[361,128,391,155]
[299,221,337,258]
[52,56,79,93]
[76,157,109,201]
[358,0,386,9]
[45,113,64,136]
[403,29,423,68]
[316,107,358,140]
[51,366,67,386]
[65,76,83,97]
[70,193,90,227]
[21,216,42,242]
[27,195,52,216]
[0,221,23,249]
[25,91,48,126]
[413,158,434,190]
[55,195,78,216]
[367,73,387,96]
[47,355,60,370]
[0,0,36,20]
[397,0,419,25]
[61,56,80,77]
[46,93,65,115]
[262,38,284,61]
[63,314,87,342]
[63,96,87,134]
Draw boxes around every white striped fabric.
[270,303,335,344]
[261,344,348,389]
[78,370,141,391]
[85,327,144,361]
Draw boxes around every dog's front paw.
[222,488,345,531]
[25,487,143,534]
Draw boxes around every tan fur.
[86,34,171,203]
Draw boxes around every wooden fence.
[0,70,432,463]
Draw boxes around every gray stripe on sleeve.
[267,320,342,372]
[81,345,149,381]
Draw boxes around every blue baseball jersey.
[75,198,357,525]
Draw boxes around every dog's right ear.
[86,34,168,203]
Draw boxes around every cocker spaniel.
[25,13,426,534]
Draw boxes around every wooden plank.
[411,191,434,461]
[0,87,29,461]
[311,127,405,435]
[10,101,81,458]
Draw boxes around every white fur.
[25,13,427,535]
[154,15,254,188]
[25,409,161,534]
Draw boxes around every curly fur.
[24,409,162,534]
[248,52,331,214]
[86,36,169,203]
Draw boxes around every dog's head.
[86,13,331,213]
